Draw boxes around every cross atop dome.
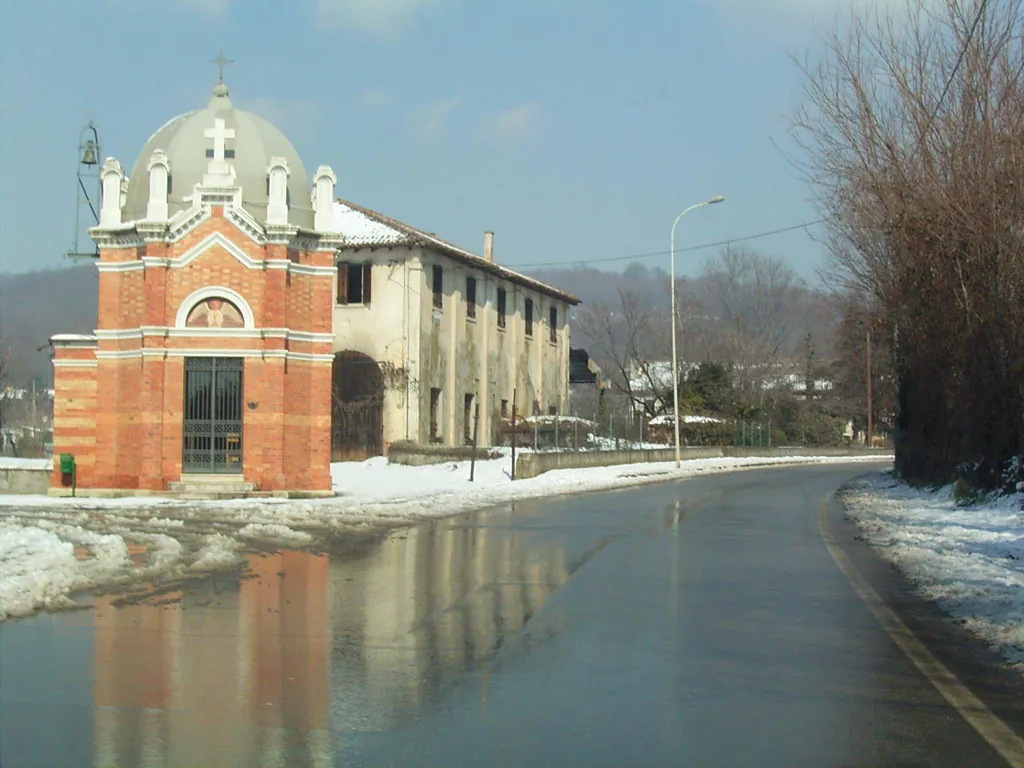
[211,50,233,97]
[212,50,233,84]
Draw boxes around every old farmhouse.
[50,81,578,495]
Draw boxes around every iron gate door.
[182,357,243,474]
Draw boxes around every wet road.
[3,462,1024,767]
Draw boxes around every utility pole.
[866,328,873,448]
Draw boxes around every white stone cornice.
[95,349,141,359]
[167,203,210,242]
[94,348,334,362]
[90,229,146,249]
[136,221,168,242]
[103,326,332,343]
[288,263,337,277]
[285,351,335,362]
[225,206,267,245]
[96,261,145,273]
[94,328,144,340]
[286,330,335,343]
[51,334,98,347]
[53,359,98,368]
[266,223,301,245]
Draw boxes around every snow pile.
[844,475,1024,671]
[190,534,242,572]
[238,523,314,545]
[0,524,79,620]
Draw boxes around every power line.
[912,0,989,158]
[507,219,827,269]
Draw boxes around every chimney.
[484,231,494,263]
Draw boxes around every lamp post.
[670,195,725,467]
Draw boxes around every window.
[430,388,442,442]
[337,262,372,305]
[432,265,443,309]
[525,298,534,337]
[549,306,558,343]
[464,393,475,444]
[207,148,236,159]
[497,288,507,329]
[500,399,509,418]
[548,405,557,416]
[466,277,477,319]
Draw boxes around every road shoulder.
[826,480,1024,756]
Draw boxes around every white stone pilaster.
[99,158,124,228]
[146,149,170,222]
[312,165,337,232]
[266,157,290,227]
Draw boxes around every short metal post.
[511,389,517,480]
[469,402,480,482]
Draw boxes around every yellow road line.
[817,497,1024,767]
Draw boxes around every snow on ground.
[843,474,1024,672]
[0,452,889,621]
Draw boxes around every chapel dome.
[122,85,313,229]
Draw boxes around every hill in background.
[0,262,834,388]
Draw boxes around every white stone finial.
[146,149,170,222]
[266,156,291,227]
[312,165,337,232]
[99,158,124,228]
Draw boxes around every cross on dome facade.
[205,118,235,163]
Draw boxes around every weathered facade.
[329,201,577,458]
[49,82,577,495]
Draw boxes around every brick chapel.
[51,80,340,496]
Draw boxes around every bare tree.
[791,0,1024,488]
[574,287,675,419]
[698,246,808,405]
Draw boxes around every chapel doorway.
[331,351,384,461]
[182,357,244,473]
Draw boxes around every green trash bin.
[59,453,76,496]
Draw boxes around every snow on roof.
[331,198,580,305]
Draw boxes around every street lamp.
[670,195,725,467]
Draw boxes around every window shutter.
[337,263,348,305]
[362,263,372,305]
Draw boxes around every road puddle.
[1,506,570,767]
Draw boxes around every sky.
[0,0,896,281]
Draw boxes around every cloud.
[174,0,230,15]
[409,99,460,138]
[316,0,442,35]
[238,97,321,135]
[359,87,393,107]
[488,102,541,142]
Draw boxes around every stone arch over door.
[331,351,385,461]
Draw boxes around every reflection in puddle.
[83,509,567,767]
